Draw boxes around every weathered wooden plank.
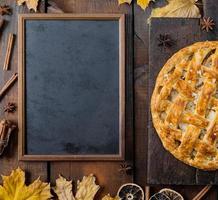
[133,2,216,199]
[50,0,134,198]
[133,0,170,187]
[133,2,151,187]
[148,18,207,185]
[0,0,48,183]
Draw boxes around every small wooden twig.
[0,73,18,99]
[3,33,14,71]
[192,185,212,200]
[145,186,150,200]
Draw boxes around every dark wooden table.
[0,0,217,199]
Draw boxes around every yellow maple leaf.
[102,194,120,200]
[54,175,75,200]
[118,0,132,4]
[75,174,100,200]
[17,0,39,12]
[0,168,52,200]
[137,0,150,10]
[149,0,201,21]
[118,0,151,9]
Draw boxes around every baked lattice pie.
[151,41,218,170]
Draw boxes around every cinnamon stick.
[0,120,8,140]
[3,33,14,70]
[192,185,212,200]
[145,186,150,200]
[0,119,16,155]
[0,73,18,99]
[0,120,7,140]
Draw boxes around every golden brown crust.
[151,41,218,170]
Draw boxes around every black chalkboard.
[18,14,125,160]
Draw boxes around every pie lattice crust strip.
[151,41,218,170]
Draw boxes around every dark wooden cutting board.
[147,18,218,185]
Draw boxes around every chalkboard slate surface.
[18,14,125,160]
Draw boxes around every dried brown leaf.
[102,194,120,200]
[17,0,39,11]
[149,0,201,22]
[54,175,75,200]
[75,174,100,200]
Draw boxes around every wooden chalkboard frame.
[18,14,125,161]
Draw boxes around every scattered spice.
[0,119,16,155]
[158,34,174,48]
[201,17,215,32]
[119,162,133,175]
[0,5,11,16]
[4,102,16,113]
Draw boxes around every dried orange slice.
[159,188,184,200]
[117,183,144,200]
[149,193,170,200]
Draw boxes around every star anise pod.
[158,34,174,48]
[119,162,133,175]
[201,17,215,32]
[0,5,11,16]
[4,102,16,113]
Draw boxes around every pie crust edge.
[151,41,218,171]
